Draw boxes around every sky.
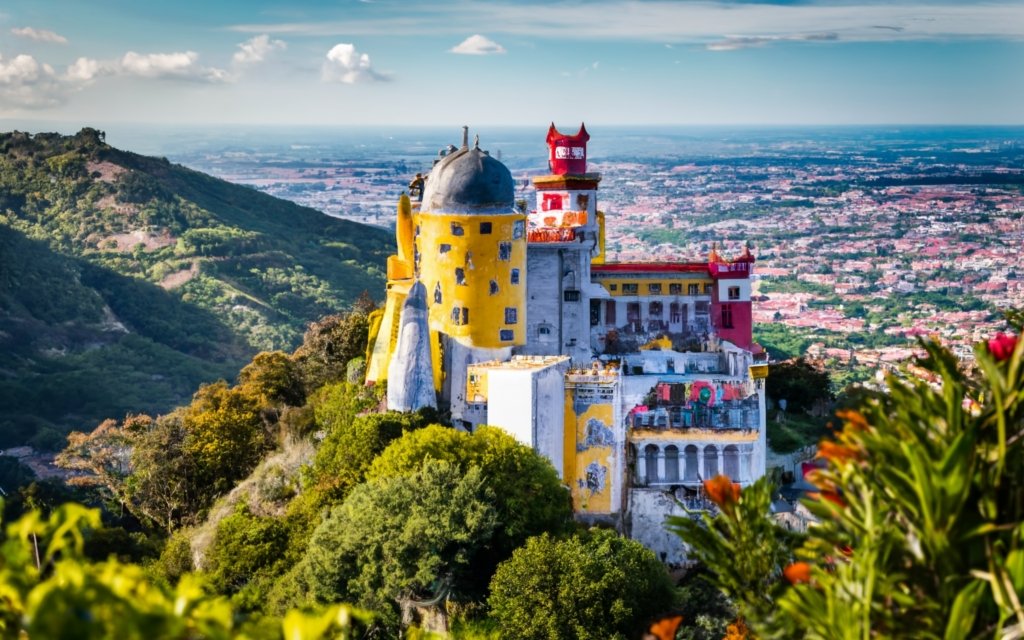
[1,0,1022,127]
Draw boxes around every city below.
[145,125,1024,377]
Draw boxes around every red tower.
[709,247,755,350]
[546,123,590,175]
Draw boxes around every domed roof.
[422,143,515,214]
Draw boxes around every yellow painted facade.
[630,428,760,443]
[414,210,527,348]
[592,210,606,264]
[563,383,617,514]
[592,275,712,297]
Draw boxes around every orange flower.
[835,409,870,432]
[817,440,861,464]
[703,475,741,510]
[783,561,812,584]
[646,615,683,640]
[724,618,751,639]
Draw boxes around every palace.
[366,124,768,562]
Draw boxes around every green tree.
[298,460,498,625]
[238,350,306,407]
[292,299,375,393]
[181,381,273,497]
[305,409,432,508]
[766,358,833,414]
[205,504,289,599]
[487,528,676,640]
[367,425,573,587]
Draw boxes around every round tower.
[415,130,527,349]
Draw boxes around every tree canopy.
[488,528,676,640]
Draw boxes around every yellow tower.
[366,129,526,402]
[415,134,526,349]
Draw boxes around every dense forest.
[0,129,391,447]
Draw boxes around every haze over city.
[2,0,1023,127]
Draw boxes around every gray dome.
[422,146,515,214]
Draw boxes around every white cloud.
[10,27,68,44]
[322,43,387,83]
[449,34,506,55]
[706,32,839,51]
[0,54,65,109]
[228,2,1024,44]
[65,57,108,82]
[119,51,229,82]
[232,34,286,65]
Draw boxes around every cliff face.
[0,128,391,447]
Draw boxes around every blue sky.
[1,0,1022,126]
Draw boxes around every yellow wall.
[563,385,616,513]
[415,211,527,348]
[592,275,712,297]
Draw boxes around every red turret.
[546,123,590,175]
[709,250,755,350]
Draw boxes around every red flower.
[703,475,741,511]
[783,562,812,584]
[988,333,1018,361]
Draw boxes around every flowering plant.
[669,310,1024,639]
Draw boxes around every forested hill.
[0,128,391,448]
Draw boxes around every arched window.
[723,445,740,481]
[664,445,679,483]
[644,444,659,484]
[704,444,718,478]
[684,445,699,481]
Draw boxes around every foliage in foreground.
[0,500,382,639]
[671,316,1024,639]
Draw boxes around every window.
[462,307,470,325]
[622,283,638,295]
[609,283,617,291]
[538,325,551,336]
[489,280,499,295]
[605,300,616,325]
[542,193,563,211]
[510,268,520,285]
[687,284,699,296]
[513,220,525,239]
[450,222,464,236]
[728,286,741,300]
[695,301,710,315]
[649,301,663,317]
[590,300,601,326]
[648,283,662,294]
[434,283,442,304]
[576,194,589,210]
[505,307,518,324]
[439,243,451,254]
[414,225,420,237]
[479,222,492,234]
[669,283,682,295]
[451,307,461,325]
[704,284,713,295]
[722,305,734,328]
[564,290,581,302]
[670,302,682,323]
[455,267,466,285]
[499,329,514,341]
[498,242,512,261]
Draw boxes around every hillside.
[0,128,391,447]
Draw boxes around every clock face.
[554,146,585,159]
